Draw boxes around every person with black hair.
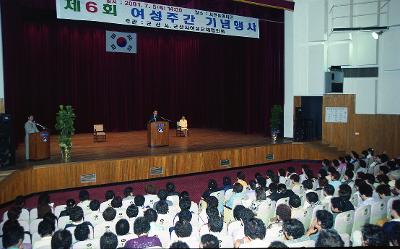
[236,171,248,188]
[51,229,72,249]
[85,199,104,227]
[251,187,268,212]
[89,199,100,212]
[376,174,390,186]
[37,192,52,219]
[155,201,172,229]
[328,170,341,191]
[361,224,389,246]
[200,234,219,248]
[226,183,245,209]
[315,229,344,247]
[321,184,335,206]
[387,222,400,246]
[268,241,288,248]
[77,190,91,212]
[305,210,333,241]
[234,218,266,248]
[59,198,76,218]
[125,217,162,248]
[277,168,286,184]
[302,179,314,193]
[170,241,190,248]
[282,219,307,245]
[304,192,320,209]
[33,219,55,248]
[144,208,165,237]
[153,189,173,208]
[227,205,246,241]
[65,206,94,243]
[115,219,130,237]
[100,232,118,249]
[100,190,115,212]
[274,184,295,201]
[172,220,198,248]
[255,174,267,188]
[2,223,24,249]
[376,184,392,200]
[290,174,303,196]
[265,204,291,241]
[337,184,355,211]
[342,170,355,187]
[288,195,303,220]
[111,196,123,210]
[223,176,233,192]
[134,195,145,209]
[358,183,378,207]
[383,199,400,239]
[166,182,180,196]
[123,186,135,201]
[203,179,221,198]
[74,223,90,242]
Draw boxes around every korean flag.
[106,31,137,54]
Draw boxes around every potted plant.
[55,105,76,162]
[270,104,283,142]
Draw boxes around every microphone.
[34,121,47,130]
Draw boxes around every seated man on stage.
[25,114,39,160]
[177,116,188,137]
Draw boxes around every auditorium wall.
[284,0,400,138]
[322,94,400,158]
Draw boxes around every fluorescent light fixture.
[372,31,383,39]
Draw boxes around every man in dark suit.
[149,110,159,122]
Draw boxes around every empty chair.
[255,200,276,227]
[352,205,371,233]
[29,218,43,234]
[54,205,67,217]
[334,210,354,236]
[93,124,106,142]
[310,204,327,222]
[73,239,100,249]
[370,200,387,225]
[340,233,351,247]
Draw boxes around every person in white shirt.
[228,205,254,241]
[288,195,303,221]
[358,183,378,207]
[33,219,55,249]
[178,116,188,136]
[123,186,135,201]
[77,190,91,214]
[235,218,269,248]
[24,114,39,160]
[277,168,286,184]
[282,219,309,245]
[170,220,199,248]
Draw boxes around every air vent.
[220,159,230,167]
[150,166,164,175]
[80,173,96,183]
[343,67,378,78]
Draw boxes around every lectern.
[29,131,50,160]
[147,121,169,147]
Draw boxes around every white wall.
[284,0,400,137]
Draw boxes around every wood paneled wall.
[0,98,4,113]
[322,94,400,157]
[0,143,337,204]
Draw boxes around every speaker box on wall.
[0,114,15,168]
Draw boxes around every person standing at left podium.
[25,114,39,160]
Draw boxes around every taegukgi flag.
[106,31,137,54]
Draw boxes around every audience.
[315,229,344,247]
[124,217,162,248]
[51,229,72,249]
[100,232,118,249]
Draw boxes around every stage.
[15,129,285,167]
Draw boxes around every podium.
[29,131,50,160]
[147,121,169,147]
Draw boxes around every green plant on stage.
[55,105,76,161]
[270,104,283,139]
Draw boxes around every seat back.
[287,239,315,248]
[255,200,276,226]
[340,233,351,247]
[73,239,100,249]
[310,204,326,222]
[334,210,354,235]
[29,218,43,234]
[57,215,72,229]
[93,124,104,132]
[275,197,289,211]
[370,200,387,225]
[30,208,38,222]
[54,204,67,217]
[298,207,313,230]
[352,205,371,233]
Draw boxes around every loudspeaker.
[0,114,15,168]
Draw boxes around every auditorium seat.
[334,210,354,236]
[94,222,116,238]
[286,239,315,247]
[275,197,289,211]
[29,218,43,234]
[369,201,387,225]
[57,215,71,229]
[73,239,100,249]
[352,205,371,233]
[386,196,400,219]
[54,204,67,217]
[93,124,106,142]
[255,200,276,227]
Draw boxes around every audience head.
[134,194,145,207]
[268,183,278,193]
[38,192,50,205]
[302,179,313,190]
[208,215,223,233]
[359,183,373,199]
[166,182,177,194]
[179,191,190,199]
[244,218,266,240]
[115,219,130,236]
[78,190,90,202]
[364,174,376,185]
[89,199,100,211]
[276,204,291,222]
[207,179,218,191]
[171,241,190,248]
[38,219,55,237]
[318,178,328,189]
[278,168,286,177]
[318,168,328,179]
[178,210,192,223]
[256,175,266,188]
[104,190,115,201]
[290,174,300,183]
[69,206,84,222]
[289,194,301,208]
[323,184,335,197]
[179,197,191,211]
[145,184,157,195]
[233,182,243,194]
[110,196,122,209]
[123,186,134,197]
[100,232,118,249]
[344,170,354,181]
[362,224,389,246]
[338,184,352,201]
[51,229,72,249]
[126,204,139,218]
[315,229,344,247]
[14,196,25,208]
[277,183,287,193]
[240,208,255,223]
[359,159,367,169]
[315,210,334,230]
[249,180,257,190]
[237,171,246,181]
[157,189,169,201]
[223,176,232,187]
[65,198,76,209]
[175,220,192,238]
[268,241,288,248]
[331,197,345,213]
[102,207,116,221]
[287,167,295,175]
[2,224,24,249]
[376,184,391,198]
[233,205,246,221]
[376,174,390,185]
[155,200,169,214]
[206,207,220,220]
[74,223,90,241]
[144,208,158,223]
[255,187,267,201]
[200,234,219,248]
[7,207,21,221]
[133,217,151,236]
[306,192,319,205]
[282,219,304,240]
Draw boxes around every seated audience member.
[383,200,400,237]
[2,207,25,233]
[37,192,52,219]
[338,157,347,176]
[144,208,165,237]
[101,190,116,212]
[387,223,400,246]
[376,174,390,186]
[144,184,159,208]
[321,159,330,171]
[236,171,248,188]
[376,184,392,201]
[265,170,275,187]
[77,190,91,212]
[170,241,190,248]
[288,195,303,220]
[251,187,268,212]
[361,224,389,246]
[133,195,146,214]
[228,206,254,241]
[124,217,162,248]
[86,199,104,226]
[302,179,315,194]
[199,196,219,225]
[153,189,173,208]
[266,183,278,199]
[2,223,26,249]
[200,234,220,248]
[166,182,180,196]
[74,223,91,242]
[321,184,335,206]
[342,170,355,187]
[236,218,267,248]
[317,168,328,181]
[273,184,295,202]
[100,232,118,249]
[33,219,56,249]
[265,204,292,241]
[315,229,344,247]
[111,196,123,210]
[206,216,230,244]
[282,219,307,245]
[290,174,303,196]
[358,183,378,207]
[316,177,328,191]
[305,210,334,241]
[285,167,296,187]
[304,192,320,210]
[245,180,258,203]
[328,171,341,191]
[155,201,172,228]
[123,187,135,201]
[203,179,221,197]
[223,176,233,192]
[115,219,133,241]
[299,165,309,183]
[393,179,400,196]
[278,168,286,184]
[59,198,76,218]
[330,197,352,220]
[66,206,94,242]
[51,229,73,249]
[171,220,198,248]
[268,241,288,248]
[226,183,245,209]
[255,173,267,188]
[337,184,355,211]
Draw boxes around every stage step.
[305,141,345,158]
[0,170,15,183]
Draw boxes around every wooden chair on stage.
[93,124,106,142]
[176,121,189,137]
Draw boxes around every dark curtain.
[2,0,284,142]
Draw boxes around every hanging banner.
[56,0,260,39]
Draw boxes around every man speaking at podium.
[149,110,160,122]
[25,114,39,160]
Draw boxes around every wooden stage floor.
[15,129,288,167]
